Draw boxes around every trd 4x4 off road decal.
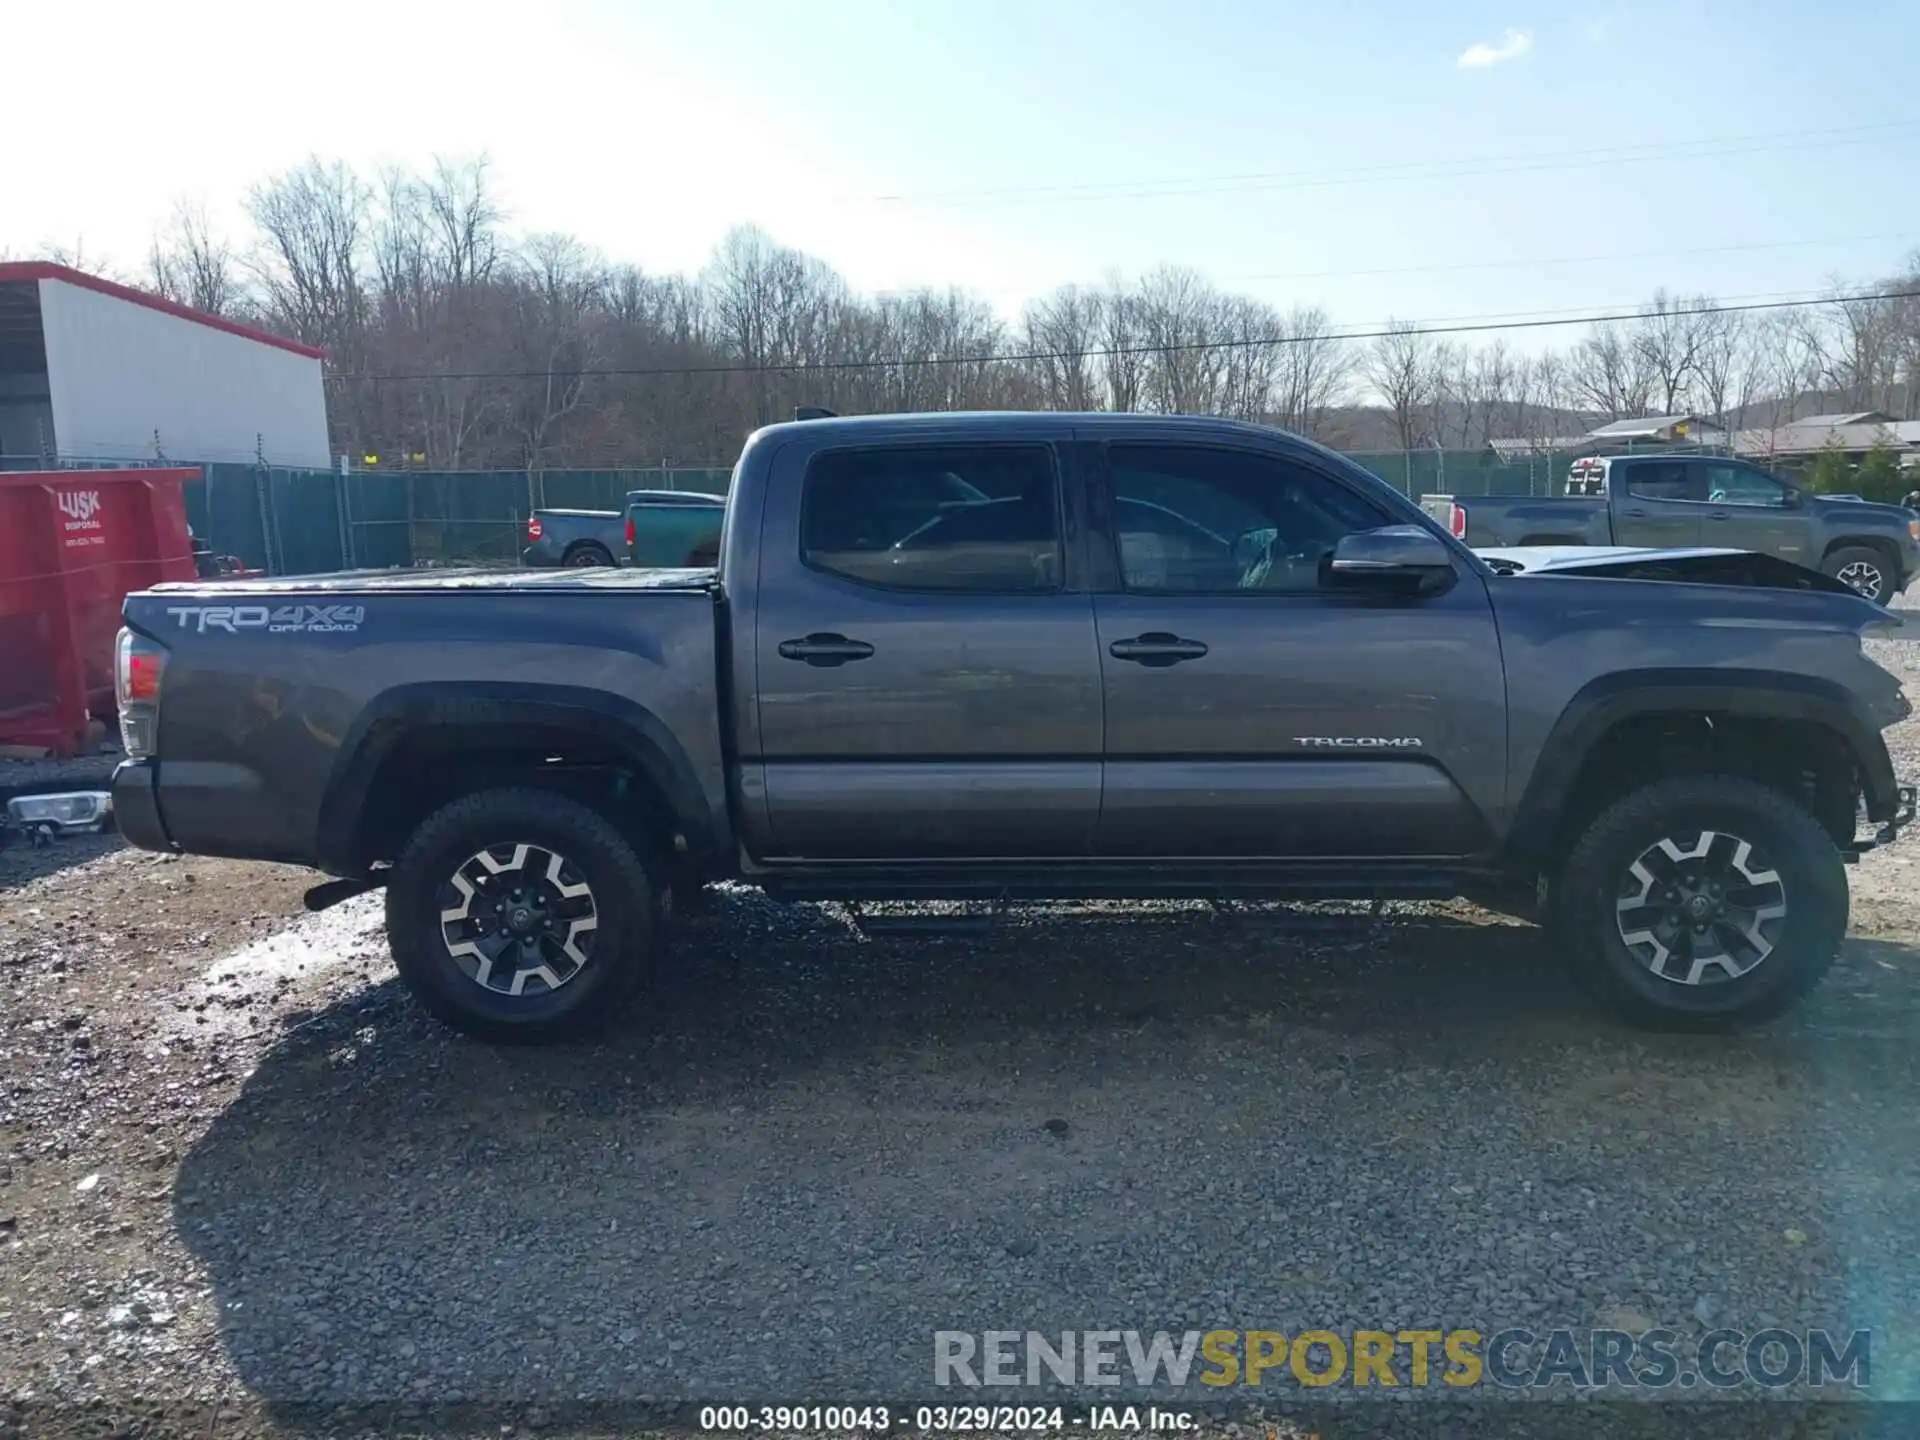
[164,604,365,634]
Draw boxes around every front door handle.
[1109,632,1209,667]
[1623,507,1648,517]
[1707,512,1730,521]
[777,633,875,667]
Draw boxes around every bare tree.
[1361,321,1438,448]
[245,157,371,354]
[1020,285,1103,410]
[423,156,504,292]
[1632,290,1713,414]
[506,235,606,470]
[1132,267,1225,413]
[1267,306,1350,439]
[1569,321,1655,421]
[1466,339,1518,445]
[1097,277,1147,414]
[148,202,243,315]
[1823,283,1904,415]
[1217,296,1285,422]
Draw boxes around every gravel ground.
[5,612,1920,1439]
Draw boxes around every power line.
[1221,233,1910,284]
[847,120,1920,207]
[322,287,1920,385]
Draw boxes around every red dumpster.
[0,468,198,757]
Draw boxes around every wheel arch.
[315,682,723,875]
[1821,534,1898,564]
[1505,668,1898,869]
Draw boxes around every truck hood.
[1476,542,1920,642]
[141,565,716,595]
[1476,544,1865,596]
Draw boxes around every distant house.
[1734,411,1920,470]
[1583,414,1730,447]
[1484,414,1728,464]
[1487,435,1587,462]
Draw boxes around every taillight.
[624,513,636,546]
[527,515,543,541]
[1448,503,1468,540]
[115,628,165,758]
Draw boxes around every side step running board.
[837,896,1391,940]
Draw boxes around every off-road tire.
[1822,545,1894,604]
[386,788,657,1043]
[563,543,616,568]
[1551,775,1847,1030]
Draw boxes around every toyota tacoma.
[111,412,1916,1042]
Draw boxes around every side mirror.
[1780,488,1802,510]
[1323,525,1458,597]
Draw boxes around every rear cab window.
[799,444,1063,593]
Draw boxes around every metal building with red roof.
[0,263,329,469]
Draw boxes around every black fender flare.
[1505,668,1898,861]
[314,681,720,873]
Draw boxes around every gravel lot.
[4,610,1920,1439]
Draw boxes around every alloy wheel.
[437,843,600,996]
[1835,559,1885,600]
[1614,830,1788,986]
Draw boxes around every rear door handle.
[1109,632,1209,667]
[1623,508,1648,517]
[777,633,875,667]
[1707,512,1730,521]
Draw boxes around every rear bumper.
[112,757,312,864]
[111,760,173,853]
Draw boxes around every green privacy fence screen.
[10,444,1721,576]
[178,465,735,574]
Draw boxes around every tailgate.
[1420,494,1467,539]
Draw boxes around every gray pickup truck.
[111,412,1915,1043]
[523,491,729,569]
[1423,452,1920,604]
[521,506,627,567]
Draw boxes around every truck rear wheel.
[386,788,657,1043]
[1550,775,1847,1029]
[1822,545,1893,603]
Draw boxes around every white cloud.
[1457,28,1534,68]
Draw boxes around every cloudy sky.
[8,0,1916,327]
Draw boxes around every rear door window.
[800,445,1063,593]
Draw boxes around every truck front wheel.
[1822,545,1893,603]
[386,788,657,1043]
[1551,775,1847,1028]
